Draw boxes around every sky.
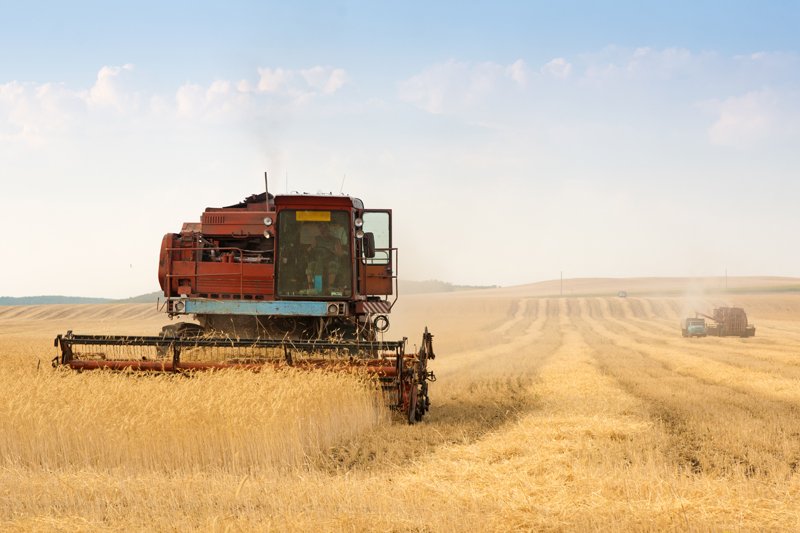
[1,1,799,298]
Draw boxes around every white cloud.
[706,90,778,148]
[506,59,530,86]
[0,81,30,141]
[0,62,138,142]
[174,65,350,118]
[255,65,347,97]
[733,51,799,69]
[0,63,352,140]
[257,67,293,93]
[0,81,25,106]
[175,83,204,117]
[87,63,134,109]
[582,46,708,84]
[398,59,526,114]
[236,79,253,93]
[628,47,694,76]
[0,80,84,143]
[541,57,572,79]
[207,79,231,96]
[300,66,348,94]
[325,68,348,94]
[174,79,253,119]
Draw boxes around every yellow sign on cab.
[295,211,331,222]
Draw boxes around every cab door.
[360,210,393,295]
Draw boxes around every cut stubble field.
[1,279,799,531]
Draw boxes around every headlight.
[263,216,273,226]
[356,229,365,239]
[263,230,271,239]
[354,217,363,228]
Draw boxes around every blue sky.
[1,1,799,297]
[4,1,799,84]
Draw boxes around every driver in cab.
[305,223,348,293]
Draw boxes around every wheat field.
[1,278,800,531]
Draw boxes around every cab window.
[362,211,390,265]
[276,210,352,297]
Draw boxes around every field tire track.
[575,299,800,477]
[322,299,565,472]
[590,298,800,379]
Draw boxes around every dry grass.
[0,365,384,474]
[2,278,800,531]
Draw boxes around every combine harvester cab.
[53,188,436,423]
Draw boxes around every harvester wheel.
[407,383,418,425]
[418,381,430,419]
[157,323,204,357]
[161,322,204,337]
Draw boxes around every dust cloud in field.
[679,278,711,320]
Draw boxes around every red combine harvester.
[54,186,435,423]
[696,307,756,337]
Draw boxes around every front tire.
[407,383,418,425]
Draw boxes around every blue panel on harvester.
[183,299,330,316]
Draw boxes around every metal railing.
[363,246,399,309]
[164,245,271,304]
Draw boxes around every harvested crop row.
[576,302,800,478]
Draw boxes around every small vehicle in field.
[681,317,707,337]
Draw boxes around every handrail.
[361,246,399,309]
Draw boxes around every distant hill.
[0,295,114,306]
[115,291,163,304]
[0,281,495,306]
[400,279,499,294]
[4,277,798,305]
[500,276,800,298]
[0,291,162,306]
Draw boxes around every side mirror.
[363,232,376,258]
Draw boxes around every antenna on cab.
[264,171,269,208]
